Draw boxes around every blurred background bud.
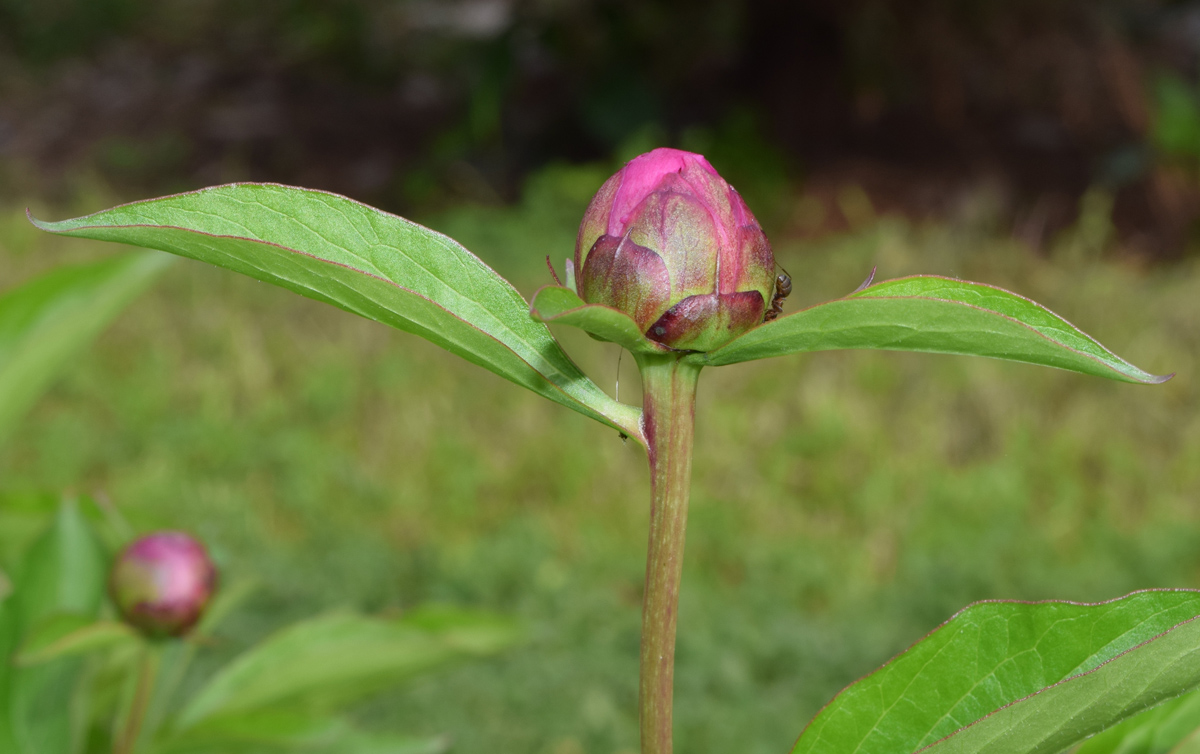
[574,148,776,351]
[109,531,217,639]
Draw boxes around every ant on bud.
[763,266,792,322]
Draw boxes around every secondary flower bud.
[109,532,217,639]
[574,148,776,352]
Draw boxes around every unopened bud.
[109,532,217,639]
[575,148,776,352]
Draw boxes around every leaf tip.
[853,265,877,293]
[25,207,48,230]
[527,283,556,323]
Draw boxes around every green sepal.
[530,285,671,355]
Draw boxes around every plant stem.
[635,353,702,754]
[115,645,158,754]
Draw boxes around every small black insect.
[763,268,792,322]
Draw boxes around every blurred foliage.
[1153,72,1200,169]
[0,498,518,754]
[0,161,1195,752]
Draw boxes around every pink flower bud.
[109,532,217,639]
[574,148,776,351]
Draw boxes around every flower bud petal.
[623,185,719,301]
[647,290,766,351]
[729,220,776,302]
[579,234,672,330]
[576,172,621,272]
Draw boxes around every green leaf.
[323,729,450,754]
[192,580,256,637]
[154,710,344,752]
[1073,690,1200,754]
[793,590,1200,754]
[177,608,521,726]
[692,276,1169,384]
[16,617,139,666]
[156,712,449,754]
[529,285,669,355]
[0,500,108,754]
[0,252,170,444]
[30,185,644,441]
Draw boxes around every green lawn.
[2,166,1198,754]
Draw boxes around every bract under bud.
[109,532,217,639]
[575,148,776,351]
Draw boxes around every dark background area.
[5,0,1200,254]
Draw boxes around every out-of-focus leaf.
[324,729,451,754]
[0,252,170,444]
[30,186,644,441]
[193,580,256,637]
[16,616,138,666]
[0,500,107,754]
[529,285,668,355]
[401,604,527,654]
[694,276,1169,384]
[1073,690,1200,754]
[153,710,343,752]
[177,608,521,726]
[1153,75,1200,161]
[793,590,1200,754]
[156,712,450,754]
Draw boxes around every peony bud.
[574,148,776,352]
[109,532,217,639]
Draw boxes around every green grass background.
[1,165,1198,754]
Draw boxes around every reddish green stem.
[635,353,702,754]
[115,645,158,754]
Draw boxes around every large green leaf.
[0,252,170,444]
[1072,690,1200,754]
[176,606,521,726]
[0,500,108,754]
[29,185,644,441]
[793,590,1200,754]
[693,276,1168,384]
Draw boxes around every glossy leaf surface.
[695,276,1168,384]
[0,252,169,443]
[177,606,520,726]
[30,185,643,440]
[794,591,1200,754]
[529,285,668,354]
